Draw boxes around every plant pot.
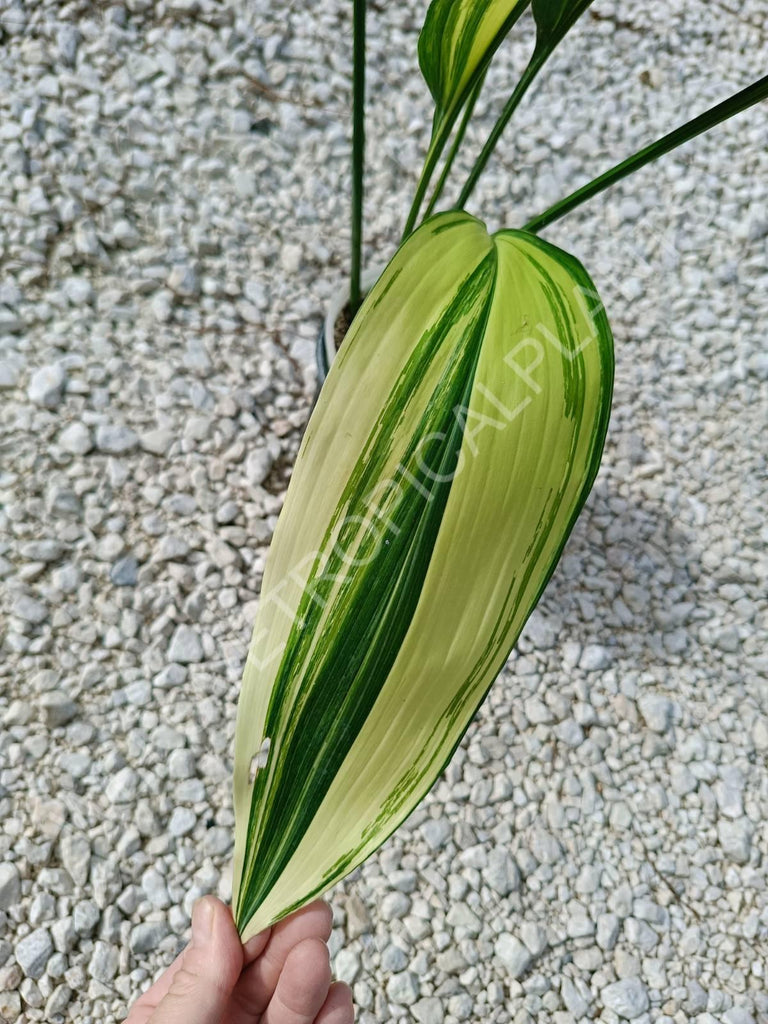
[315,266,384,386]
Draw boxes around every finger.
[243,926,272,966]
[231,902,332,1018]
[127,944,189,1023]
[313,982,355,1024]
[146,897,243,1024]
[261,938,332,1024]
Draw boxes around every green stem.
[402,132,446,240]
[350,0,366,314]
[456,55,544,210]
[524,73,768,233]
[422,72,486,222]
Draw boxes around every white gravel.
[0,0,767,1022]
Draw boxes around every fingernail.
[192,898,215,944]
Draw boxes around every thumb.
[149,897,243,1024]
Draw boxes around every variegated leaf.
[419,0,530,129]
[233,211,613,940]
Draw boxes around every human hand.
[125,896,354,1024]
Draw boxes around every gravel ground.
[1,1,767,1022]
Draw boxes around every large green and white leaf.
[233,211,614,940]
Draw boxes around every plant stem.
[402,133,444,240]
[350,0,366,314]
[456,55,543,210]
[523,74,768,233]
[422,72,486,222]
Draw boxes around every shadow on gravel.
[535,474,703,670]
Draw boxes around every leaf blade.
[419,0,530,126]
[233,214,614,940]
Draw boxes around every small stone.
[167,263,199,297]
[494,934,532,979]
[601,978,650,1019]
[87,940,119,984]
[0,361,20,389]
[105,767,139,804]
[216,500,239,525]
[168,749,196,779]
[520,921,547,956]
[156,535,190,561]
[11,594,48,624]
[45,984,73,1018]
[20,539,65,563]
[0,863,21,910]
[753,717,768,751]
[448,994,473,1021]
[380,891,410,922]
[420,818,452,851]
[715,765,745,819]
[3,700,32,726]
[579,644,611,671]
[169,807,196,836]
[381,944,409,972]
[129,922,170,954]
[281,244,302,274]
[334,949,361,985]
[141,428,175,455]
[73,900,100,936]
[51,918,76,952]
[345,894,371,939]
[722,1008,755,1024]
[0,991,21,1021]
[14,928,53,979]
[386,970,420,1006]
[28,364,67,408]
[413,997,444,1024]
[717,819,753,864]
[110,556,139,586]
[485,848,521,896]
[19,978,42,1008]
[58,422,93,454]
[562,977,589,1017]
[638,694,673,733]
[233,170,257,197]
[245,448,274,486]
[596,912,621,951]
[96,424,139,454]
[63,276,94,305]
[141,868,170,909]
[40,691,78,728]
[168,625,204,663]
[59,833,91,886]
[57,23,80,63]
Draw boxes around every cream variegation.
[233,211,613,940]
[419,0,530,127]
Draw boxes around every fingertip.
[284,899,333,940]
[281,936,332,1006]
[316,981,355,1024]
[243,925,272,964]
[190,896,243,988]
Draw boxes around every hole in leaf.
[248,737,271,784]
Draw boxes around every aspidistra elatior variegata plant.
[233,212,614,939]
